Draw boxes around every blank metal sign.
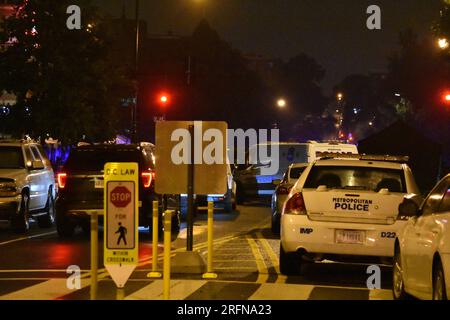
[155,121,228,195]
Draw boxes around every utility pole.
[132,0,140,144]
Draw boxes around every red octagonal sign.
[110,186,132,208]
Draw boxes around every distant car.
[271,163,308,235]
[279,154,421,275]
[234,141,358,204]
[55,143,181,239]
[0,139,56,233]
[181,163,236,218]
[393,174,450,300]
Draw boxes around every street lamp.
[277,98,287,108]
[337,92,343,101]
[438,38,449,50]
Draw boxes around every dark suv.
[55,143,181,239]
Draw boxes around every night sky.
[94,0,443,93]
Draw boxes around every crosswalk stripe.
[0,278,90,300]
[249,283,315,300]
[368,289,393,300]
[126,280,207,300]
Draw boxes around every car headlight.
[0,182,18,197]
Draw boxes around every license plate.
[336,230,365,244]
[94,178,104,189]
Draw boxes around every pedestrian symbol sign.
[104,162,139,288]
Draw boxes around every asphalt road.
[0,202,394,300]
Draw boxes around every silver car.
[271,163,308,235]
[0,139,56,233]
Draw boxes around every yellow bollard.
[116,287,125,300]
[147,201,162,278]
[163,210,172,300]
[202,201,217,279]
[90,211,98,300]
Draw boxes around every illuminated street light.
[438,38,449,50]
[337,93,343,101]
[277,98,287,108]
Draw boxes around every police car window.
[422,181,448,216]
[304,166,406,192]
[290,167,307,179]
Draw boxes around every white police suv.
[279,154,421,275]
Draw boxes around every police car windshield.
[290,167,307,179]
[304,166,406,193]
[0,147,25,169]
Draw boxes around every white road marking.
[125,279,207,300]
[0,278,90,300]
[0,231,57,246]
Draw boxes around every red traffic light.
[157,93,170,106]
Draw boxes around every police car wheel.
[279,244,301,275]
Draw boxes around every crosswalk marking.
[0,278,90,300]
[249,283,315,300]
[126,280,207,300]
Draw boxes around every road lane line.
[255,231,286,283]
[0,231,57,246]
[247,236,269,283]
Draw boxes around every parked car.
[0,139,56,233]
[271,163,309,235]
[393,174,450,300]
[181,163,236,219]
[279,154,421,275]
[234,141,358,204]
[55,143,181,239]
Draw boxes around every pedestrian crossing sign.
[104,162,139,288]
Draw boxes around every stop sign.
[110,186,132,208]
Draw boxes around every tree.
[0,0,133,143]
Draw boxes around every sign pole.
[148,200,162,278]
[186,124,195,251]
[90,211,98,300]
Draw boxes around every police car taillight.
[284,192,307,215]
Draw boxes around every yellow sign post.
[202,201,217,279]
[104,162,139,290]
[147,200,162,278]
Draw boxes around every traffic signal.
[442,91,450,107]
[157,93,170,106]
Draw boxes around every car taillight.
[57,173,67,189]
[278,186,291,195]
[141,171,155,188]
[284,192,307,215]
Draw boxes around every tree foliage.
[0,0,133,143]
